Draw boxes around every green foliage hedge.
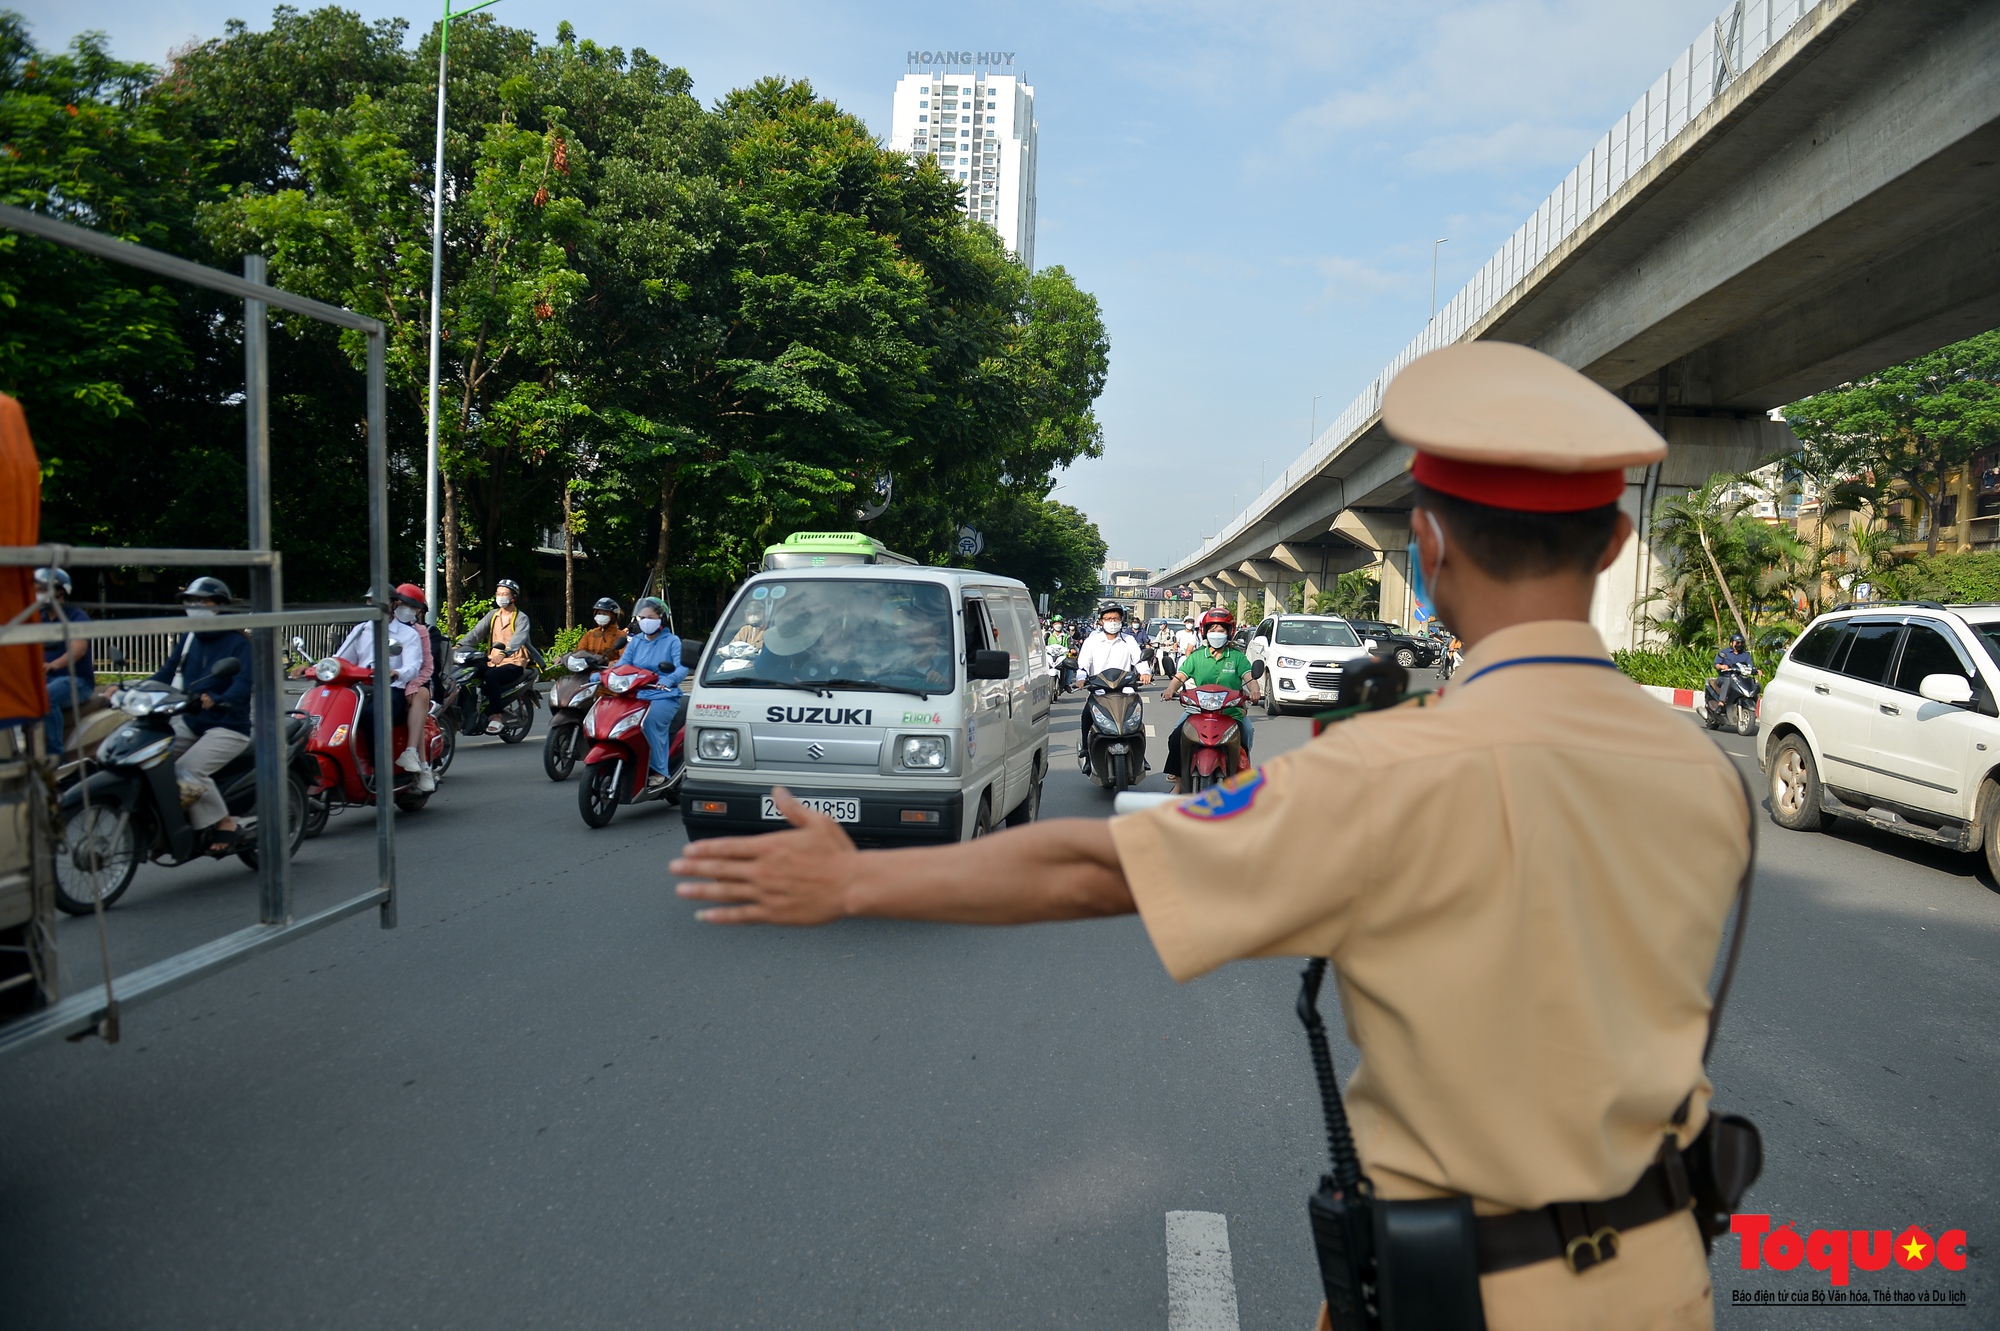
[1613,646,1776,690]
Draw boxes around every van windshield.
[703,579,956,697]
[1275,620,1361,647]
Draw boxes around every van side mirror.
[1919,673,1974,706]
[1249,636,1269,658]
[1364,639,1379,652]
[967,649,1009,680]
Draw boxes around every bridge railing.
[1165,0,1814,579]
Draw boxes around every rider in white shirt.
[1174,618,1200,659]
[1076,604,1150,681]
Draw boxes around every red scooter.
[1171,660,1266,792]
[576,663,686,827]
[296,656,449,828]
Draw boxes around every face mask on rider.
[1205,630,1227,649]
[594,614,612,627]
[394,606,418,625]
[1102,620,1121,636]
[636,616,663,635]
[495,593,513,608]
[185,605,217,618]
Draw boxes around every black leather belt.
[1475,1143,1694,1275]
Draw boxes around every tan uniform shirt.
[1110,620,1750,1213]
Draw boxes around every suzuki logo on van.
[765,706,874,725]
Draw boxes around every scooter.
[295,651,449,831]
[543,649,607,781]
[1080,666,1147,793]
[1171,660,1266,793]
[54,657,312,915]
[460,651,541,744]
[1699,660,1761,737]
[576,663,686,828]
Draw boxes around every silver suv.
[1761,601,2000,876]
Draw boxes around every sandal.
[201,825,246,857]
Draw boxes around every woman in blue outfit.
[616,597,687,791]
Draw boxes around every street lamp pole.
[424,0,502,624]
[1429,237,1448,324]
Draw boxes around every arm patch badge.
[1177,768,1265,820]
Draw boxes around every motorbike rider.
[576,597,628,661]
[614,596,688,792]
[1707,632,1754,712]
[33,566,93,754]
[1075,604,1151,769]
[391,584,437,793]
[1174,616,1200,661]
[1161,608,1261,794]
[150,577,254,855]
[304,585,431,787]
[458,579,535,735]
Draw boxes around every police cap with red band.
[1383,343,1666,513]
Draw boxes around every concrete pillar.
[1379,547,1413,629]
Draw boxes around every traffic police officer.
[672,341,1752,1331]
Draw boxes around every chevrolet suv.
[1760,601,2000,877]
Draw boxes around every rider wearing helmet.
[457,579,534,735]
[392,584,437,791]
[615,596,688,791]
[1161,608,1261,793]
[1707,631,1753,715]
[576,597,627,660]
[1075,603,1152,769]
[33,565,93,754]
[150,577,255,854]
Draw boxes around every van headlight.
[696,728,739,762]
[898,734,947,769]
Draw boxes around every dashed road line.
[1166,1209,1241,1331]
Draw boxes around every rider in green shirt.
[1162,608,1261,792]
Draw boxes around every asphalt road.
[0,677,1994,1329]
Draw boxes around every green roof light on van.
[761,531,918,571]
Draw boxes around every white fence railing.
[1161,0,1815,581]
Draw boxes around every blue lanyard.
[1459,655,1620,686]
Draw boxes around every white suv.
[1761,602,2000,876]
[1244,614,1376,717]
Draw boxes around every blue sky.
[22,0,1724,569]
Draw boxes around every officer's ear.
[1595,511,1635,574]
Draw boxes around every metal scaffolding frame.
[0,203,398,1059]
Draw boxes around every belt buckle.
[1564,1226,1621,1274]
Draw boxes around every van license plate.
[762,796,859,823]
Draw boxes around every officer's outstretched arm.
[672,787,1133,926]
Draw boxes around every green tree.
[967,493,1106,617]
[1787,330,2000,556]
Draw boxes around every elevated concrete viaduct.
[1154,0,2000,647]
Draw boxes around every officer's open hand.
[672,787,860,925]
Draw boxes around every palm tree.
[1645,475,1757,645]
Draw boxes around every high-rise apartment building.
[888,67,1037,270]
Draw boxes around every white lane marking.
[1166,1210,1241,1331]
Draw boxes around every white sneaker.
[415,768,436,793]
[395,748,422,773]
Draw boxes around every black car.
[1344,620,1441,669]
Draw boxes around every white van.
[680,566,1052,845]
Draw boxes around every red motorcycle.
[1172,660,1266,792]
[576,663,686,828]
[296,655,449,828]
